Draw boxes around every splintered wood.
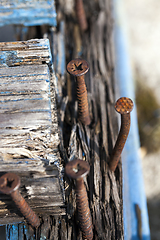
[51,0,124,238]
[0,39,64,224]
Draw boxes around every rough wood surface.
[0,39,65,224]
[4,0,124,239]
[25,0,123,239]
[55,0,123,238]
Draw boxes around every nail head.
[0,173,20,194]
[115,97,134,114]
[67,59,89,77]
[65,159,90,179]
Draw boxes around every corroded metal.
[75,0,88,32]
[109,97,134,171]
[0,173,40,228]
[65,158,89,179]
[65,159,93,240]
[67,58,91,125]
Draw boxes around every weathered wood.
[4,0,124,239]
[0,0,56,27]
[55,0,124,238]
[0,39,52,67]
[0,39,65,224]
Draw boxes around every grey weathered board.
[0,39,65,225]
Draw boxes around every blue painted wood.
[6,224,32,240]
[6,225,19,240]
[114,0,150,239]
[0,0,56,27]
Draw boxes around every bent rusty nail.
[109,97,134,171]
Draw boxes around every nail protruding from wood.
[0,173,40,228]
[75,0,88,32]
[67,58,91,126]
[109,97,134,171]
[65,159,93,240]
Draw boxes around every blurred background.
[123,0,160,239]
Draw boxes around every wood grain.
[0,39,65,223]
[4,0,124,238]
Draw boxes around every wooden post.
[3,0,124,239]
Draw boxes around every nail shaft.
[109,97,134,171]
[67,59,91,125]
[75,0,88,32]
[65,159,93,240]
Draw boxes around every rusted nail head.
[65,159,90,179]
[115,97,134,114]
[0,173,20,195]
[67,59,89,77]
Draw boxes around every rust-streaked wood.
[0,39,65,224]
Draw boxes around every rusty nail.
[0,173,40,228]
[75,0,88,32]
[67,58,91,126]
[109,97,134,171]
[65,159,93,240]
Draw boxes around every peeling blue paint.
[6,225,19,240]
[21,109,51,113]
[0,51,17,67]
[0,90,49,94]
[0,97,44,103]
[6,224,32,240]
[0,73,48,79]
[0,0,56,27]
[0,53,51,68]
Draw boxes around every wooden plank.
[0,0,56,27]
[0,39,52,67]
[0,39,65,223]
